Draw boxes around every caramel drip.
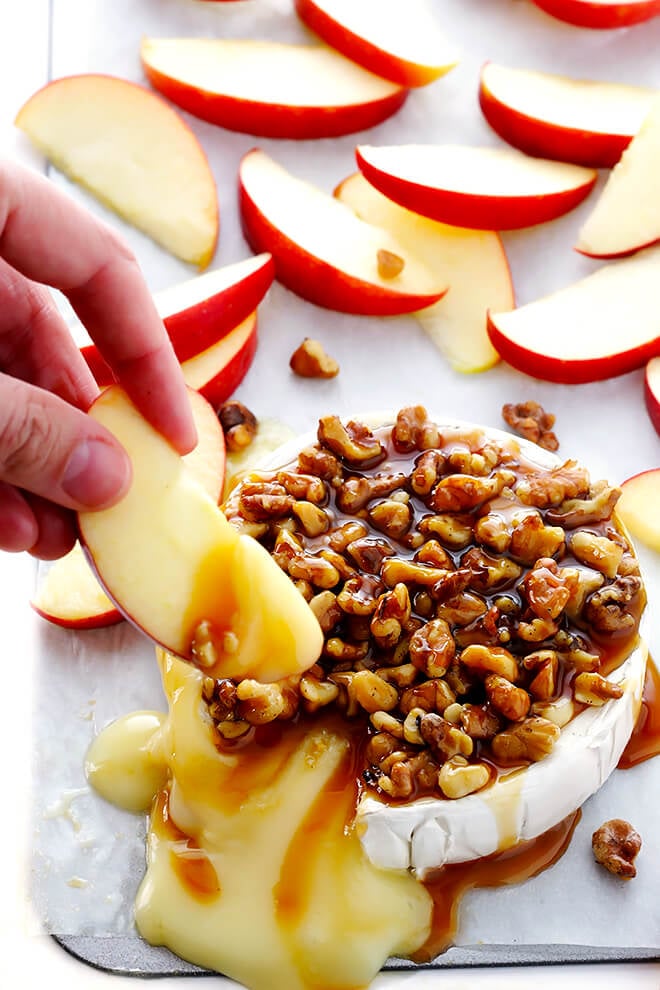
[154,791,221,901]
[619,656,660,769]
[415,809,581,962]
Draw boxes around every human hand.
[0,160,196,559]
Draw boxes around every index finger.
[0,161,196,453]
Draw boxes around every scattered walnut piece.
[592,819,641,879]
[290,338,339,379]
[377,248,405,280]
[502,400,559,451]
[217,400,258,452]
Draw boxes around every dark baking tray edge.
[53,935,660,976]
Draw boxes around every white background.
[1,0,660,987]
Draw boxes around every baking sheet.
[27,0,660,978]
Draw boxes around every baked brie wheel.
[220,405,647,876]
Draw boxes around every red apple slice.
[141,38,407,139]
[239,150,448,315]
[78,386,323,682]
[531,0,660,28]
[293,0,459,88]
[81,254,274,383]
[576,98,660,258]
[334,173,512,372]
[487,246,660,383]
[617,469,660,553]
[644,357,660,437]
[479,63,656,168]
[32,390,226,629]
[181,311,258,406]
[15,74,218,268]
[355,144,597,230]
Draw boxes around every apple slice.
[293,0,459,88]
[355,144,597,230]
[32,390,226,629]
[487,246,660,383]
[530,0,660,28]
[617,470,660,553]
[479,63,656,168]
[15,74,218,268]
[81,254,274,382]
[239,150,448,315]
[644,357,660,437]
[334,173,512,372]
[181,311,258,406]
[78,386,323,683]
[576,98,660,259]
[141,38,407,140]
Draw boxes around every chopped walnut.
[370,583,411,649]
[460,643,519,682]
[291,501,330,537]
[459,703,501,740]
[485,674,531,722]
[236,680,288,725]
[349,669,399,714]
[570,531,624,580]
[515,460,590,508]
[419,713,473,761]
[327,520,368,554]
[584,575,643,634]
[502,400,558,451]
[238,481,293,521]
[318,416,385,468]
[308,590,342,632]
[381,557,450,588]
[462,547,523,591]
[428,470,515,513]
[545,480,621,529]
[564,566,605,622]
[592,819,641,879]
[377,248,405,280]
[409,618,455,678]
[438,756,491,799]
[491,716,560,763]
[297,445,343,484]
[516,616,559,643]
[336,473,407,514]
[523,558,578,621]
[217,400,258,453]
[474,512,512,554]
[436,592,488,627]
[369,497,413,540]
[299,676,340,713]
[523,651,558,701]
[411,450,445,496]
[276,471,327,504]
[290,338,339,379]
[509,512,565,565]
[392,406,441,453]
[573,672,623,707]
[418,513,474,549]
[337,574,384,616]
[346,536,395,574]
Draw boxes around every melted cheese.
[88,652,431,990]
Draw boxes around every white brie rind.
[257,414,648,878]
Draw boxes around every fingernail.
[62,439,131,508]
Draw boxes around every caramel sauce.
[619,656,660,769]
[415,809,581,962]
[153,790,221,901]
[182,538,239,655]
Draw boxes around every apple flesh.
[16,74,218,268]
[334,173,512,372]
[355,144,597,230]
[487,246,660,383]
[141,38,407,139]
[531,0,660,28]
[479,63,656,169]
[644,357,660,437]
[78,386,323,682]
[576,98,660,259]
[293,0,459,88]
[181,311,258,406]
[33,389,226,629]
[617,470,660,553]
[239,149,448,315]
[81,254,273,382]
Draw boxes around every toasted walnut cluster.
[215,407,645,803]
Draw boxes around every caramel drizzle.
[619,655,660,770]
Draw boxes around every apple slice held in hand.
[335,173,512,372]
[530,0,660,28]
[239,150,448,315]
[181,311,258,406]
[576,98,660,258]
[16,74,218,268]
[293,0,459,87]
[487,246,660,383]
[32,389,226,629]
[81,254,273,382]
[141,38,407,139]
[479,63,657,168]
[355,144,597,230]
[617,469,660,553]
[644,357,660,437]
[78,386,323,682]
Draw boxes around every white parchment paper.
[28,0,660,964]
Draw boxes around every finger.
[0,373,131,511]
[0,258,98,409]
[0,482,38,552]
[0,161,196,453]
[23,495,76,560]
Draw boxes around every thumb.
[0,374,131,510]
